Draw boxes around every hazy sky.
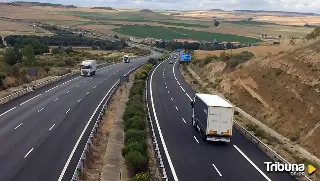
[1,0,319,13]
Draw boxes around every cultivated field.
[112,25,261,43]
[166,10,320,26]
[0,3,316,40]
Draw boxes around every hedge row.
[122,62,154,180]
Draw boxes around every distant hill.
[209,9,225,12]
[234,10,318,16]
[13,1,77,8]
[139,9,154,13]
[91,7,115,10]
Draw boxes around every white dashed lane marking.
[193,136,199,143]
[14,123,23,130]
[0,107,16,117]
[38,108,44,112]
[49,124,55,131]
[20,94,42,105]
[24,148,34,158]
[182,118,186,123]
[66,109,70,114]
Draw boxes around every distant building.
[221,41,240,47]
[143,38,156,44]
[172,39,199,43]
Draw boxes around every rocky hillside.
[190,38,320,158]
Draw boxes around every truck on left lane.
[81,60,97,76]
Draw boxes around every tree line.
[0,36,4,48]
[4,35,127,50]
[156,41,242,51]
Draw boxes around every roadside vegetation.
[122,60,158,180]
[0,32,148,91]
[179,29,320,180]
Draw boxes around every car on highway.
[169,60,173,64]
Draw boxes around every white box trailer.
[191,94,234,142]
[81,60,97,76]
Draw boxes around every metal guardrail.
[178,62,313,181]
[144,62,170,180]
[233,110,313,181]
[70,63,145,181]
[0,61,121,105]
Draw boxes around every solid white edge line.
[212,164,222,177]
[186,93,192,101]
[58,79,121,181]
[14,123,23,129]
[233,145,272,181]
[150,58,179,181]
[193,136,199,143]
[20,94,42,105]
[49,124,55,131]
[24,148,34,158]
[0,107,16,117]
[182,118,186,123]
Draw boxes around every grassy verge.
[121,62,156,180]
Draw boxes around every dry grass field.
[195,44,294,59]
[0,2,317,39]
[169,10,320,26]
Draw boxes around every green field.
[56,11,210,28]
[112,25,261,44]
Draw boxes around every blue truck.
[179,53,191,63]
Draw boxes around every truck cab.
[81,60,97,76]
[123,55,130,63]
[191,94,234,142]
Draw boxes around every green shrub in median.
[125,150,149,175]
[122,63,154,177]
[122,141,148,157]
[130,173,150,181]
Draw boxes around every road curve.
[147,54,296,181]
[0,52,160,181]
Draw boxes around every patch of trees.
[91,7,115,10]
[39,24,73,35]
[156,41,200,50]
[306,27,320,40]
[4,35,127,50]
[14,1,77,8]
[0,36,4,48]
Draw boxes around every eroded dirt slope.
[192,39,320,158]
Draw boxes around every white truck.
[191,93,234,142]
[123,55,130,63]
[81,60,97,76]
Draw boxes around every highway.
[147,54,296,181]
[0,52,159,181]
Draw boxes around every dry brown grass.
[0,4,85,20]
[192,38,320,161]
[171,10,320,26]
[195,44,293,59]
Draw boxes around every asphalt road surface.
[147,54,296,181]
[0,52,159,181]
